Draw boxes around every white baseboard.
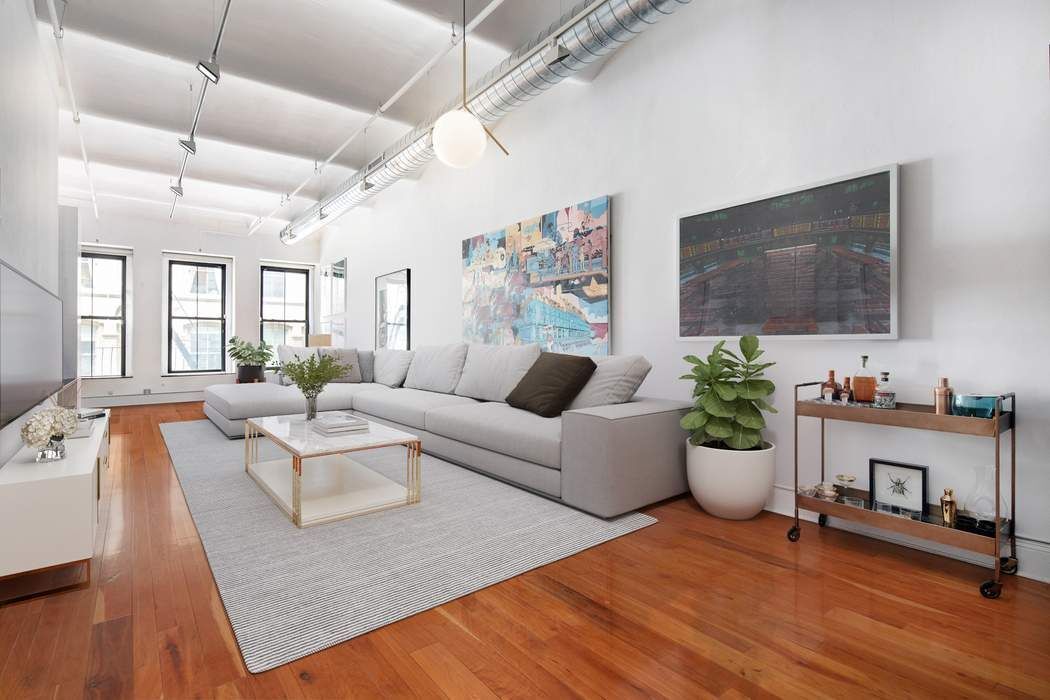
[81,391,204,408]
[769,484,1050,583]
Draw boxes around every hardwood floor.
[2,402,1049,699]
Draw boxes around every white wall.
[0,0,60,465]
[78,213,320,404]
[318,1,1050,576]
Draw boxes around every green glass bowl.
[952,394,998,418]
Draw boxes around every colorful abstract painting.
[462,196,610,356]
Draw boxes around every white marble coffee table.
[244,412,421,527]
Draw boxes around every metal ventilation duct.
[281,0,691,245]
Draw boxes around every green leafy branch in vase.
[679,335,777,450]
[280,353,351,399]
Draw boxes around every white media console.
[0,410,109,587]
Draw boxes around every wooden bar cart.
[786,381,1017,599]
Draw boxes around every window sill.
[81,375,134,380]
[161,371,236,378]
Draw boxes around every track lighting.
[318,208,328,220]
[362,178,374,191]
[197,58,220,84]
[179,138,197,156]
[542,40,570,67]
[170,184,184,197]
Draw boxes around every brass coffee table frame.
[244,418,422,528]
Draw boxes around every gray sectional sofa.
[203,343,689,518]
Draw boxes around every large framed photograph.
[869,459,927,513]
[677,165,898,340]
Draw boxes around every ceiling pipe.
[280,0,691,245]
[44,0,99,220]
[248,0,508,236]
[168,0,233,219]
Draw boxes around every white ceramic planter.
[686,440,776,520]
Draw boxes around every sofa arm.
[265,370,283,385]
[561,397,690,518]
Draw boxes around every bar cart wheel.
[980,580,1002,599]
[786,526,801,542]
[1000,557,1018,576]
[818,514,828,527]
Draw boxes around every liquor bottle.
[821,370,842,402]
[839,376,853,405]
[873,371,896,409]
[934,377,953,415]
[852,355,877,403]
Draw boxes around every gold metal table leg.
[292,455,303,527]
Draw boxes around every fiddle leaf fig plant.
[680,335,777,450]
[226,336,273,367]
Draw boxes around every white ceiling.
[37,0,578,236]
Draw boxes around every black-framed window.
[78,252,127,377]
[260,266,310,365]
[168,260,227,373]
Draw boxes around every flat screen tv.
[677,165,898,339]
[0,259,64,428]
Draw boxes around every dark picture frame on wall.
[676,164,898,340]
[375,268,410,350]
[869,458,928,515]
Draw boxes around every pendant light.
[432,0,508,168]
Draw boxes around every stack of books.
[312,413,369,436]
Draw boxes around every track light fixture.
[179,138,197,156]
[362,178,374,191]
[197,58,220,84]
[318,208,328,220]
[170,184,184,197]
[542,39,570,67]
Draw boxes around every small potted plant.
[227,337,273,384]
[679,335,778,520]
[21,407,79,462]
[280,353,352,420]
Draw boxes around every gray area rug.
[159,419,655,673]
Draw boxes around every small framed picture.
[869,459,928,513]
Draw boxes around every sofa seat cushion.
[425,402,562,469]
[317,382,391,411]
[204,382,302,421]
[353,388,477,430]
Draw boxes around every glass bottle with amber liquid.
[821,370,842,402]
[852,355,877,403]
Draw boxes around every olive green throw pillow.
[506,352,597,417]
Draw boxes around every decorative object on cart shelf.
[680,335,777,520]
[852,355,877,403]
[842,496,864,507]
[873,371,896,409]
[227,336,274,383]
[940,487,958,527]
[821,370,841,402]
[797,484,817,497]
[869,459,928,513]
[835,473,857,494]
[839,377,853,405]
[815,482,839,501]
[279,353,352,421]
[960,464,1008,521]
[952,393,998,418]
[20,407,78,462]
[934,376,954,415]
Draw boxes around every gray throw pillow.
[276,345,315,386]
[357,350,375,383]
[454,343,541,402]
[403,343,468,394]
[373,349,415,387]
[317,347,362,383]
[567,354,652,409]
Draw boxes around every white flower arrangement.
[20,407,79,449]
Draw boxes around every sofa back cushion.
[568,354,652,409]
[358,349,375,383]
[317,347,362,383]
[506,352,596,418]
[454,343,541,402]
[276,345,315,386]
[373,349,415,387]
[404,343,469,394]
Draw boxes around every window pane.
[78,318,123,377]
[78,258,94,317]
[262,321,307,356]
[195,267,223,318]
[170,318,224,372]
[89,257,123,317]
[262,269,286,319]
[331,259,346,314]
[170,264,199,318]
[284,272,307,321]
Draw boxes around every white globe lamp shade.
[432,109,487,168]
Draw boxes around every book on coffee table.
[312,413,369,435]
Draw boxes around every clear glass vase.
[304,396,318,421]
[36,435,67,462]
[961,464,1008,520]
